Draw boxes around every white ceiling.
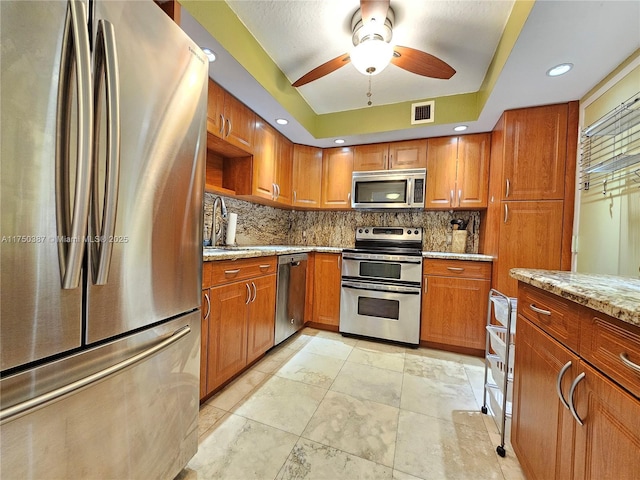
[181,1,640,148]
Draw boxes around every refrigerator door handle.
[91,19,121,285]
[0,325,191,425]
[55,0,93,290]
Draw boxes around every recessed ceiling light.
[334,139,345,144]
[546,63,573,77]
[454,125,468,132]
[275,118,288,125]
[201,48,216,63]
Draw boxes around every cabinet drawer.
[422,259,491,279]
[202,262,213,289]
[581,310,640,398]
[518,283,580,352]
[212,256,277,285]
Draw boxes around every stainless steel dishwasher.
[274,253,308,345]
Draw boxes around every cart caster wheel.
[481,406,488,414]
[496,446,506,457]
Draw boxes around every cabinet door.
[246,274,277,364]
[426,136,457,208]
[206,79,225,138]
[495,200,563,298]
[389,139,427,170]
[292,144,323,207]
[208,281,248,391]
[275,135,293,205]
[512,317,578,480]
[223,93,255,153]
[457,133,490,208]
[572,361,640,480]
[503,104,568,200]
[252,120,277,200]
[420,275,490,350]
[200,288,210,400]
[353,143,388,171]
[322,147,354,209]
[312,253,342,327]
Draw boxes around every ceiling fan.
[292,0,456,88]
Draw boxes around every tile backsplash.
[204,193,480,253]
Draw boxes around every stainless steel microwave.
[351,168,426,209]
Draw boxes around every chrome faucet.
[212,196,227,246]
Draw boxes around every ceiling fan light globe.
[351,39,394,76]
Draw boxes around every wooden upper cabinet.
[389,139,427,169]
[292,144,323,208]
[322,147,354,209]
[206,78,255,154]
[426,136,458,208]
[252,120,277,201]
[426,133,489,209]
[275,136,293,205]
[457,133,490,208]
[502,103,568,200]
[353,139,426,171]
[353,143,388,171]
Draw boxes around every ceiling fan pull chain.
[367,75,373,106]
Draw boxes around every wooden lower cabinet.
[512,316,578,480]
[421,259,491,353]
[207,280,250,392]
[246,275,277,364]
[311,253,342,329]
[513,283,640,480]
[201,257,277,400]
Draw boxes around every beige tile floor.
[177,328,525,480]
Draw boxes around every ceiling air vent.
[411,101,434,125]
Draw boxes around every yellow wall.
[577,51,640,277]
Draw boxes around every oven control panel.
[355,226,423,242]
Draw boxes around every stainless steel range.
[340,226,423,346]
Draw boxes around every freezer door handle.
[90,19,121,285]
[55,0,93,290]
[0,325,191,425]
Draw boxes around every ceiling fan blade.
[391,46,456,79]
[360,0,390,24]
[292,53,351,87]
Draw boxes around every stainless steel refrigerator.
[0,1,207,478]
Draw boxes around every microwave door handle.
[92,19,121,286]
[407,178,413,206]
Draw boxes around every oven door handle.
[341,282,421,295]
[342,255,422,265]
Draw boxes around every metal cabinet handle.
[0,325,191,424]
[504,204,509,223]
[219,114,225,135]
[294,191,297,203]
[458,189,462,205]
[505,178,510,198]
[338,255,341,270]
[529,304,552,316]
[556,361,572,410]
[347,192,351,203]
[271,182,276,200]
[259,264,271,270]
[224,269,241,275]
[568,372,586,426]
[204,292,211,321]
[226,118,232,138]
[91,19,120,286]
[446,267,465,272]
[245,283,251,304]
[275,183,280,199]
[423,277,428,294]
[450,189,454,206]
[620,353,640,373]
[56,0,93,290]
[251,281,257,302]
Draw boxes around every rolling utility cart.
[481,289,517,457]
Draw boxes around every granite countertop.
[204,245,493,262]
[510,268,640,327]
